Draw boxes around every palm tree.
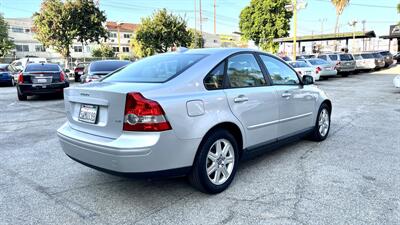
[331,0,350,34]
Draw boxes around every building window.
[123,33,131,39]
[122,47,129,52]
[35,45,46,52]
[11,27,24,33]
[73,46,83,52]
[112,47,119,52]
[25,28,30,33]
[15,45,29,52]
[109,32,117,38]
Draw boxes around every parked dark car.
[378,51,394,67]
[0,64,19,86]
[16,63,69,101]
[394,52,400,64]
[74,62,89,82]
[80,60,131,83]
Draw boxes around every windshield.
[361,53,374,59]
[25,64,60,72]
[379,51,391,56]
[90,61,131,72]
[329,55,338,60]
[339,54,353,61]
[308,59,328,65]
[103,54,206,83]
[289,61,309,68]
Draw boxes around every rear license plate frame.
[78,104,99,124]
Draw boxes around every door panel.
[258,54,316,138]
[224,53,279,147]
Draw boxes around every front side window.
[259,55,299,85]
[226,54,265,88]
[204,62,225,90]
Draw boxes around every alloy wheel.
[318,108,330,137]
[206,139,235,185]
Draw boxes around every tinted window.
[25,64,60,72]
[308,59,328,65]
[226,54,265,88]
[91,61,130,72]
[373,53,382,58]
[339,54,353,61]
[204,62,225,90]
[103,54,205,83]
[379,51,391,56]
[318,55,327,60]
[288,61,309,68]
[361,53,374,59]
[260,55,299,85]
[281,56,292,61]
[329,55,338,60]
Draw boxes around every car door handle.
[281,92,292,98]
[234,95,249,103]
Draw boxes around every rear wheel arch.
[321,99,332,114]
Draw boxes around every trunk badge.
[80,93,90,96]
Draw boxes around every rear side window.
[289,61,309,68]
[318,55,327,60]
[353,55,362,60]
[226,54,266,88]
[308,59,328,65]
[91,61,130,72]
[259,55,299,85]
[361,53,374,59]
[339,54,353,61]
[25,64,60,72]
[379,51,391,56]
[329,55,338,60]
[103,54,205,83]
[204,63,225,90]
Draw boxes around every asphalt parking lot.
[1,68,399,225]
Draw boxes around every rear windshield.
[289,61,309,68]
[308,59,328,65]
[25,64,60,72]
[339,54,353,61]
[329,55,338,60]
[373,53,382,58]
[379,51,391,56]
[90,61,131,72]
[76,63,88,68]
[361,53,374,59]
[103,54,206,83]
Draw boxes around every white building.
[5,18,138,60]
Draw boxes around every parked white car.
[288,61,320,81]
[11,57,47,71]
[394,75,400,88]
[302,58,337,80]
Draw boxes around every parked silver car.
[317,53,356,76]
[302,58,337,79]
[57,48,332,193]
[371,52,386,69]
[353,53,377,71]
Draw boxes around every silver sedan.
[57,48,332,194]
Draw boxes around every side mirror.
[302,75,314,85]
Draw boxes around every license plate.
[78,104,98,124]
[37,78,47,83]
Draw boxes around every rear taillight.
[123,92,171,132]
[18,72,24,84]
[60,71,65,82]
[316,67,321,74]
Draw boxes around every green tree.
[33,0,107,61]
[0,14,14,57]
[91,43,115,58]
[331,0,350,34]
[132,9,193,57]
[239,0,292,52]
[189,29,204,48]
[69,0,107,48]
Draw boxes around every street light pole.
[292,0,297,60]
[117,21,122,60]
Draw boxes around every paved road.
[1,68,399,225]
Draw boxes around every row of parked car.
[280,50,395,82]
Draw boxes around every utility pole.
[292,0,297,60]
[214,0,216,34]
[319,18,327,35]
[199,0,203,35]
[348,20,358,52]
[362,20,366,51]
[194,0,197,31]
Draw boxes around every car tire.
[341,72,349,77]
[17,91,27,101]
[188,129,239,194]
[309,103,331,142]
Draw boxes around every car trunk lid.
[64,81,161,139]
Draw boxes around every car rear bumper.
[319,70,337,77]
[18,82,69,95]
[337,66,355,72]
[57,122,201,173]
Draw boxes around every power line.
[310,0,396,9]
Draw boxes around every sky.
[0,0,399,37]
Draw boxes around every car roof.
[91,60,130,64]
